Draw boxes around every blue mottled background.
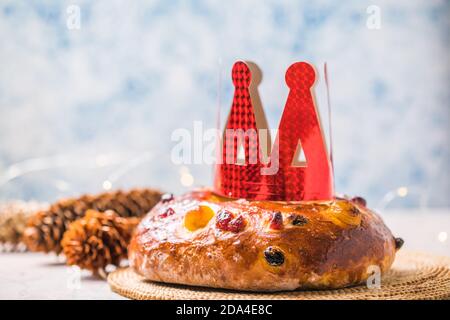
[0,0,449,208]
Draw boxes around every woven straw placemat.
[108,250,450,300]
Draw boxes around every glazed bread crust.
[129,189,397,291]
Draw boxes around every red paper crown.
[214,61,334,201]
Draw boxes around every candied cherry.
[269,212,283,230]
[216,210,246,233]
[159,207,175,218]
[227,215,246,233]
[216,210,233,230]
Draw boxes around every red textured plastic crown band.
[214,61,334,201]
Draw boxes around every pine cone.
[0,201,48,251]
[24,188,162,254]
[61,209,139,275]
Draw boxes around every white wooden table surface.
[1,209,449,300]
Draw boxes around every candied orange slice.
[184,205,215,231]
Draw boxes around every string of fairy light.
[0,153,254,198]
[0,155,417,203]
[0,154,447,245]
[0,152,195,194]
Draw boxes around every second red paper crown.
[214,61,334,202]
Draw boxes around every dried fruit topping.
[347,206,361,217]
[264,246,285,266]
[326,202,362,227]
[395,237,404,250]
[227,215,246,233]
[269,212,283,230]
[216,210,233,230]
[216,210,246,233]
[351,196,367,207]
[291,214,308,226]
[159,207,175,218]
[161,193,174,203]
[184,205,215,231]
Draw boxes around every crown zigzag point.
[214,60,334,201]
